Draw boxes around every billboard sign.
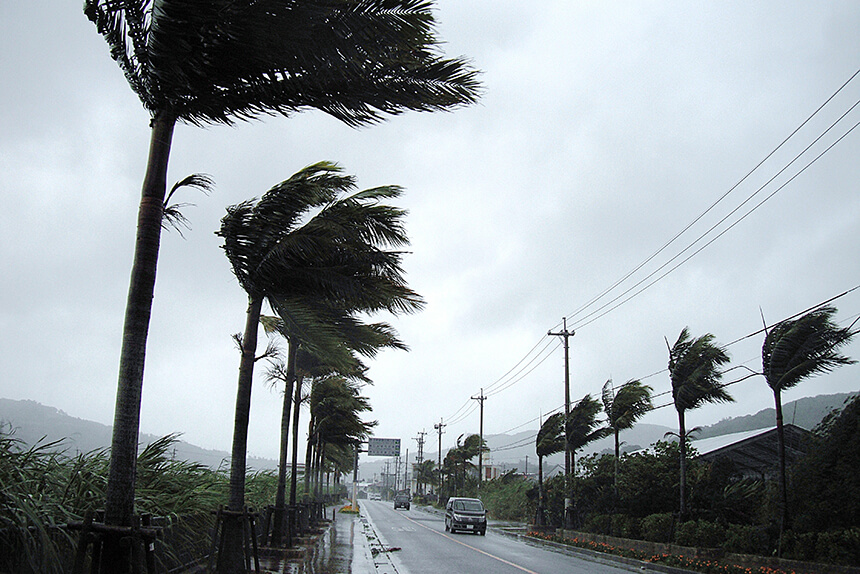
[367,438,401,457]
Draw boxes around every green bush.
[675,519,725,548]
[583,513,612,534]
[640,513,675,542]
[814,528,860,566]
[479,473,534,522]
[722,523,771,555]
[611,513,640,539]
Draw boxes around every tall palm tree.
[535,412,565,526]
[414,459,437,496]
[307,376,375,501]
[566,394,610,474]
[761,305,856,542]
[217,162,422,571]
[83,0,479,550]
[667,327,732,521]
[602,378,653,500]
[263,311,402,544]
[564,394,609,527]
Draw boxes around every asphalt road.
[361,500,637,574]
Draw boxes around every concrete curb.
[494,528,697,574]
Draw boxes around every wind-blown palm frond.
[603,378,653,432]
[161,173,214,235]
[567,394,610,452]
[762,305,857,394]
[535,412,565,458]
[84,0,481,126]
[669,328,733,412]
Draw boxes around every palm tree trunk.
[218,293,264,573]
[288,373,304,506]
[614,428,620,510]
[271,341,298,546]
[304,414,315,496]
[774,389,789,555]
[678,408,687,522]
[102,112,175,573]
[537,455,544,526]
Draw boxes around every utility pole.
[404,449,409,493]
[548,317,575,529]
[472,388,487,490]
[434,419,445,495]
[414,431,426,494]
[415,431,426,464]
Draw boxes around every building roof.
[694,424,811,478]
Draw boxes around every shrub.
[640,512,674,542]
[675,519,724,548]
[814,528,860,566]
[722,523,771,555]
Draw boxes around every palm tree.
[217,163,422,571]
[602,378,653,501]
[535,412,565,526]
[564,394,609,527]
[263,313,402,545]
[414,459,437,496]
[761,305,856,543]
[667,327,732,521]
[307,376,376,502]
[442,434,484,497]
[83,0,479,551]
[566,394,609,473]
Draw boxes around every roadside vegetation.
[458,394,860,569]
[0,431,281,573]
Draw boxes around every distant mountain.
[694,392,858,439]
[357,392,857,480]
[0,398,278,471]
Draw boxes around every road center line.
[398,512,540,574]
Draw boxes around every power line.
[565,67,860,327]
[483,289,859,443]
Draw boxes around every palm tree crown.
[602,378,653,435]
[536,412,566,459]
[669,327,732,412]
[762,305,856,394]
[84,0,481,126]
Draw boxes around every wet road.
[361,500,637,574]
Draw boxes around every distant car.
[445,497,486,535]
[369,492,381,500]
[394,493,411,510]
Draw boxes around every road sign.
[367,438,401,457]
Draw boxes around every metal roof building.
[693,424,811,479]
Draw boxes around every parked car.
[444,497,486,535]
[394,493,411,510]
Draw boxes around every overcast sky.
[2,1,859,466]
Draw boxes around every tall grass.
[0,428,279,572]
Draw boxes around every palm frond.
[85,0,480,126]
[762,306,857,393]
[669,328,732,412]
[162,173,214,235]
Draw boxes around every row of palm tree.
[83,0,480,571]
[216,163,424,571]
[440,433,486,497]
[534,390,649,526]
[534,309,855,538]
